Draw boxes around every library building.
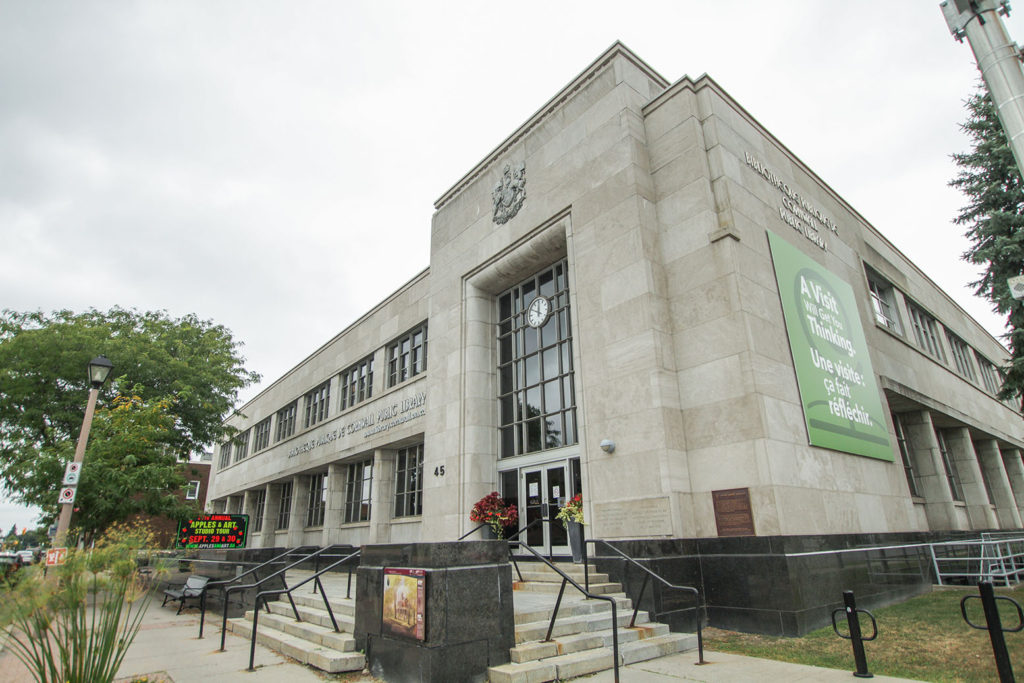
[207,43,1024,635]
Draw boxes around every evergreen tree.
[950,90,1024,409]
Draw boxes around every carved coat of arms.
[492,162,526,225]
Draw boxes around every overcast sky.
[1,0,1018,535]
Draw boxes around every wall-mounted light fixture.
[599,439,615,454]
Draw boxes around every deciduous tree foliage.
[0,308,259,532]
[951,91,1024,409]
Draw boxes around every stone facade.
[208,43,1024,554]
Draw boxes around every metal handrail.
[247,548,361,671]
[457,522,490,540]
[586,540,705,665]
[198,545,317,639]
[213,544,349,651]
[514,539,621,683]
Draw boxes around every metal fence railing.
[930,535,1024,586]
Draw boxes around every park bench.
[161,575,210,614]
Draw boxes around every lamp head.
[88,355,114,388]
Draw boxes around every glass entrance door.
[521,463,568,556]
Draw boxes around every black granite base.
[594,531,976,637]
[355,541,515,683]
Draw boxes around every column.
[287,474,309,547]
[900,411,963,530]
[264,483,283,549]
[324,462,346,545]
[369,448,396,544]
[945,427,999,529]
[1003,448,1024,522]
[975,439,1022,529]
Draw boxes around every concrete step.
[490,629,698,682]
[288,590,357,617]
[265,599,356,632]
[226,617,365,674]
[489,647,613,683]
[510,623,669,662]
[513,568,610,584]
[511,561,594,579]
[514,608,652,644]
[239,610,357,651]
[619,632,698,665]
[512,580,622,595]
[513,595,631,625]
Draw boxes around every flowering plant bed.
[469,491,518,539]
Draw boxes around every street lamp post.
[54,355,113,548]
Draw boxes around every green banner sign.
[767,231,893,461]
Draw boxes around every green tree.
[0,307,259,533]
[951,90,1024,408]
[40,392,202,542]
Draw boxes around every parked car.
[0,553,21,580]
[16,549,35,565]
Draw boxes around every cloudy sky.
[0,0,1019,534]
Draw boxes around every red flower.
[470,491,518,538]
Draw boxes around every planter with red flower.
[469,491,519,539]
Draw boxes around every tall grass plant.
[0,524,163,683]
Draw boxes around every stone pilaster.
[369,449,396,544]
[287,475,308,547]
[975,439,1022,529]
[944,427,998,529]
[1003,448,1024,521]
[899,411,963,530]
[324,463,346,545]
[264,483,284,549]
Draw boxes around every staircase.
[487,561,699,682]
[224,570,366,674]
[222,563,698,681]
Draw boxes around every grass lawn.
[702,584,1024,682]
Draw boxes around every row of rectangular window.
[867,268,1006,400]
[387,325,427,387]
[340,357,374,410]
[219,324,427,470]
[239,447,425,531]
[303,381,330,429]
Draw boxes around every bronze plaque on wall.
[712,488,755,537]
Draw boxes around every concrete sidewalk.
[578,650,922,682]
[0,600,924,683]
[0,602,374,683]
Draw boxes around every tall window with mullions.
[394,444,423,517]
[497,259,577,458]
[252,489,266,532]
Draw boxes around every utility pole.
[943,0,1024,177]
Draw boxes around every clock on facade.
[526,295,551,328]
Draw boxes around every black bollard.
[831,590,878,678]
[961,581,1024,683]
